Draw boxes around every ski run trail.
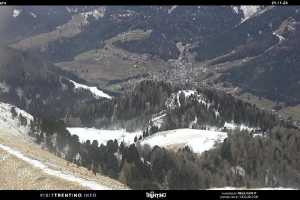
[0,143,111,190]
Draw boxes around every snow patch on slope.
[166,90,211,109]
[0,82,10,93]
[238,6,274,25]
[69,80,112,99]
[232,6,239,14]
[67,128,142,145]
[30,12,37,18]
[240,6,260,22]
[66,7,78,13]
[0,144,111,190]
[224,122,258,132]
[168,6,178,14]
[151,112,167,129]
[81,8,106,24]
[0,102,33,135]
[141,128,227,154]
[273,32,285,43]
[166,90,221,119]
[13,9,21,18]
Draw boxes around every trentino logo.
[146,191,167,199]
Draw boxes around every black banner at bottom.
[0,190,298,200]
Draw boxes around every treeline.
[143,86,288,137]
[72,79,287,135]
[196,126,300,188]
[72,80,175,130]
[9,79,300,189]
[25,115,300,189]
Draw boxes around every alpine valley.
[0,5,300,190]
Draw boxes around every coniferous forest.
[10,80,300,189]
[2,5,300,193]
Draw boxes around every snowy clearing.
[140,128,227,154]
[0,143,111,190]
[69,80,112,99]
[67,127,142,145]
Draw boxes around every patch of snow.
[224,122,257,132]
[189,116,198,128]
[0,102,33,135]
[272,32,285,43]
[151,112,167,129]
[66,6,79,13]
[152,113,167,123]
[224,122,238,130]
[238,6,274,25]
[66,6,72,13]
[0,144,111,190]
[232,6,239,14]
[67,127,142,145]
[30,12,37,18]
[253,133,264,137]
[16,87,24,100]
[141,128,227,154]
[69,80,112,99]
[117,10,135,18]
[13,9,21,18]
[240,124,256,131]
[81,8,105,24]
[0,82,10,93]
[114,152,122,162]
[168,6,177,14]
[215,110,220,118]
[166,90,211,109]
[182,90,196,97]
[240,6,260,22]
[231,165,246,177]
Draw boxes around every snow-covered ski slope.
[67,127,227,154]
[141,128,227,154]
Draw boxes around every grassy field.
[237,92,276,111]
[55,29,172,91]
[237,92,300,121]
[279,105,300,121]
[0,148,86,190]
